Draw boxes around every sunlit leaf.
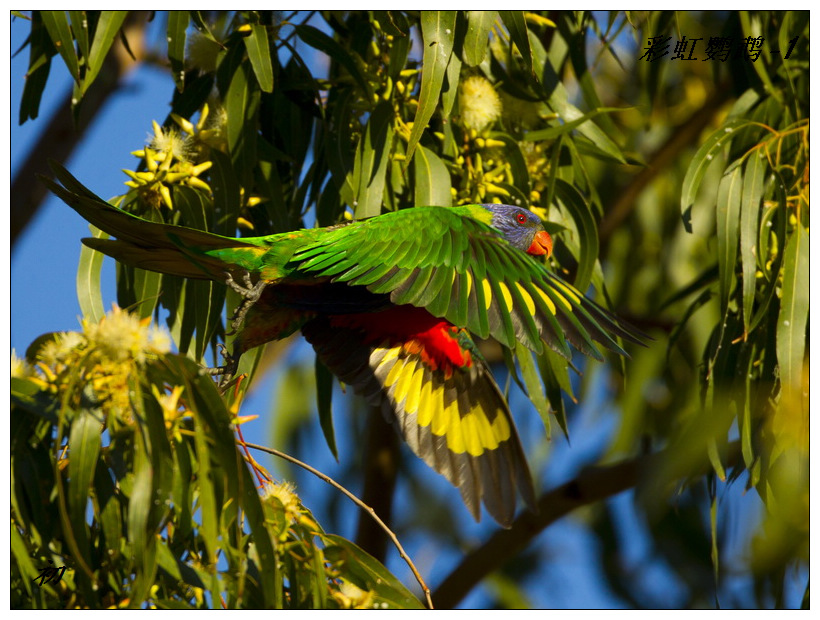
[715,165,742,317]
[244,23,274,93]
[76,225,107,324]
[322,534,425,609]
[406,10,456,162]
[167,11,187,92]
[413,144,452,207]
[680,119,754,232]
[81,11,127,96]
[776,223,808,410]
[499,11,534,79]
[353,100,394,218]
[740,151,766,333]
[316,357,338,460]
[40,11,80,81]
[463,10,495,67]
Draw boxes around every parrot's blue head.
[481,204,553,257]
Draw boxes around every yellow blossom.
[459,76,502,133]
[332,580,375,609]
[262,480,301,520]
[84,305,171,364]
[11,350,33,378]
[150,122,191,163]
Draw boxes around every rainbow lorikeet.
[44,165,642,527]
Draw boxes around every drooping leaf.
[40,10,80,81]
[462,10,495,67]
[515,341,552,436]
[167,11,188,92]
[295,24,371,98]
[315,357,338,461]
[413,145,452,208]
[553,179,597,293]
[406,10,456,162]
[224,59,260,191]
[499,11,534,79]
[244,23,274,93]
[776,223,808,411]
[715,165,743,317]
[680,119,755,232]
[77,225,108,324]
[322,534,425,609]
[353,100,394,218]
[739,150,766,333]
[81,11,127,96]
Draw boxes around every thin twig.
[240,440,435,610]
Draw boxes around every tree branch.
[354,406,400,562]
[598,81,734,247]
[432,441,741,608]
[11,12,148,250]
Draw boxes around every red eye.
[516,213,528,224]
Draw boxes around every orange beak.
[527,230,553,257]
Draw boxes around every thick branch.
[432,441,741,609]
[11,12,148,249]
[354,406,400,562]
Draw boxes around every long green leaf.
[740,151,766,333]
[315,358,338,461]
[529,30,625,164]
[463,11,495,67]
[20,12,55,124]
[488,131,531,196]
[224,60,260,192]
[680,119,753,232]
[353,100,394,218]
[499,11,534,78]
[406,11,456,162]
[244,23,274,93]
[413,145,452,207]
[77,225,107,323]
[81,11,127,96]
[777,223,808,410]
[553,179,597,292]
[558,13,619,137]
[522,107,624,143]
[322,534,424,609]
[715,165,743,316]
[295,24,371,97]
[40,11,81,81]
[515,342,552,435]
[68,11,90,61]
[167,11,188,92]
[441,42,462,120]
[67,407,102,561]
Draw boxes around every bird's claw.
[225,271,267,336]
[206,343,239,391]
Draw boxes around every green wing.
[291,206,642,360]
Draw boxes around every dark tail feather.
[42,161,258,281]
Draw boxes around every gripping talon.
[224,270,267,335]
[206,343,239,390]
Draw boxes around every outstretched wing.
[290,206,643,361]
[302,309,536,527]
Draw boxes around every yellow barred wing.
[302,315,536,527]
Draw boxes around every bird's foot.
[225,271,267,335]
[207,343,239,390]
